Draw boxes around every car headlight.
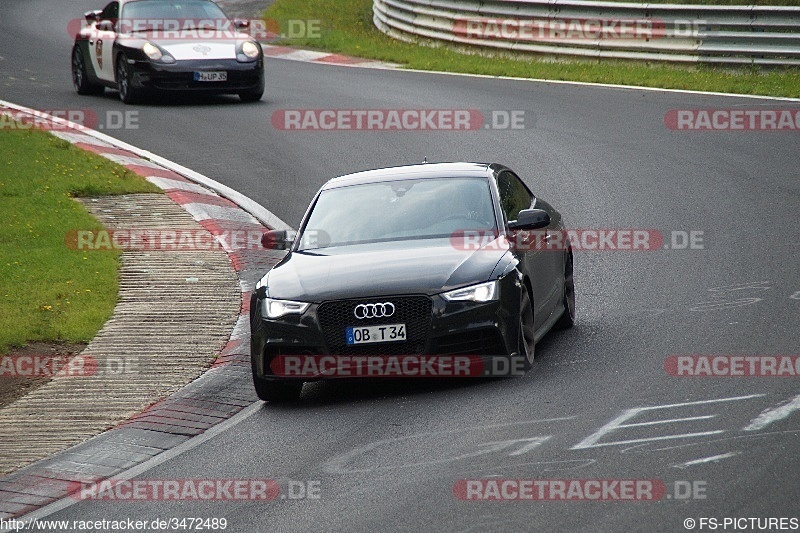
[142,42,162,60]
[142,42,175,63]
[238,41,260,61]
[442,280,498,302]
[262,297,309,319]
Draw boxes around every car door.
[89,1,118,83]
[496,170,561,331]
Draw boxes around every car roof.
[323,162,495,189]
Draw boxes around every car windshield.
[120,0,228,27]
[298,177,497,250]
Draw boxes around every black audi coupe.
[250,162,575,401]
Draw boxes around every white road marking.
[49,130,113,147]
[476,437,551,457]
[182,202,259,224]
[743,393,800,432]
[571,394,765,450]
[620,415,717,428]
[617,428,800,454]
[707,281,772,293]
[689,298,762,312]
[460,459,596,476]
[392,68,800,103]
[100,153,164,169]
[146,177,214,195]
[673,452,740,469]
[323,417,574,474]
[575,430,726,449]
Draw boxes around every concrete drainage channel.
[0,100,289,520]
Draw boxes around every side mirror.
[508,209,550,231]
[233,18,250,30]
[261,230,295,250]
[97,19,115,32]
[84,10,102,22]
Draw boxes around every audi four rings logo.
[354,302,395,319]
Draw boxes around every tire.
[253,376,303,402]
[518,287,535,371]
[555,246,576,330]
[238,88,263,103]
[116,54,142,104]
[72,46,104,96]
[251,354,302,402]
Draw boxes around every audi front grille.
[317,296,433,355]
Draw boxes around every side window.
[496,171,533,223]
[100,1,119,21]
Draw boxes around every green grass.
[0,126,160,354]
[265,0,800,98]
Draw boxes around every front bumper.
[128,58,264,93]
[250,277,523,382]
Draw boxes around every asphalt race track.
[1,0,799,531]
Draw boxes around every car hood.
[121,31,245,60]
[264,237,509,301]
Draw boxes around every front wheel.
[253,376,303,402]
[518,288,535,371]
[116,54,142,104]
[72,46,104,95]
[238,88,263,103]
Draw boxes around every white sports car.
[71,0,265,103]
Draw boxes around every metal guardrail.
[373,0,800,66]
